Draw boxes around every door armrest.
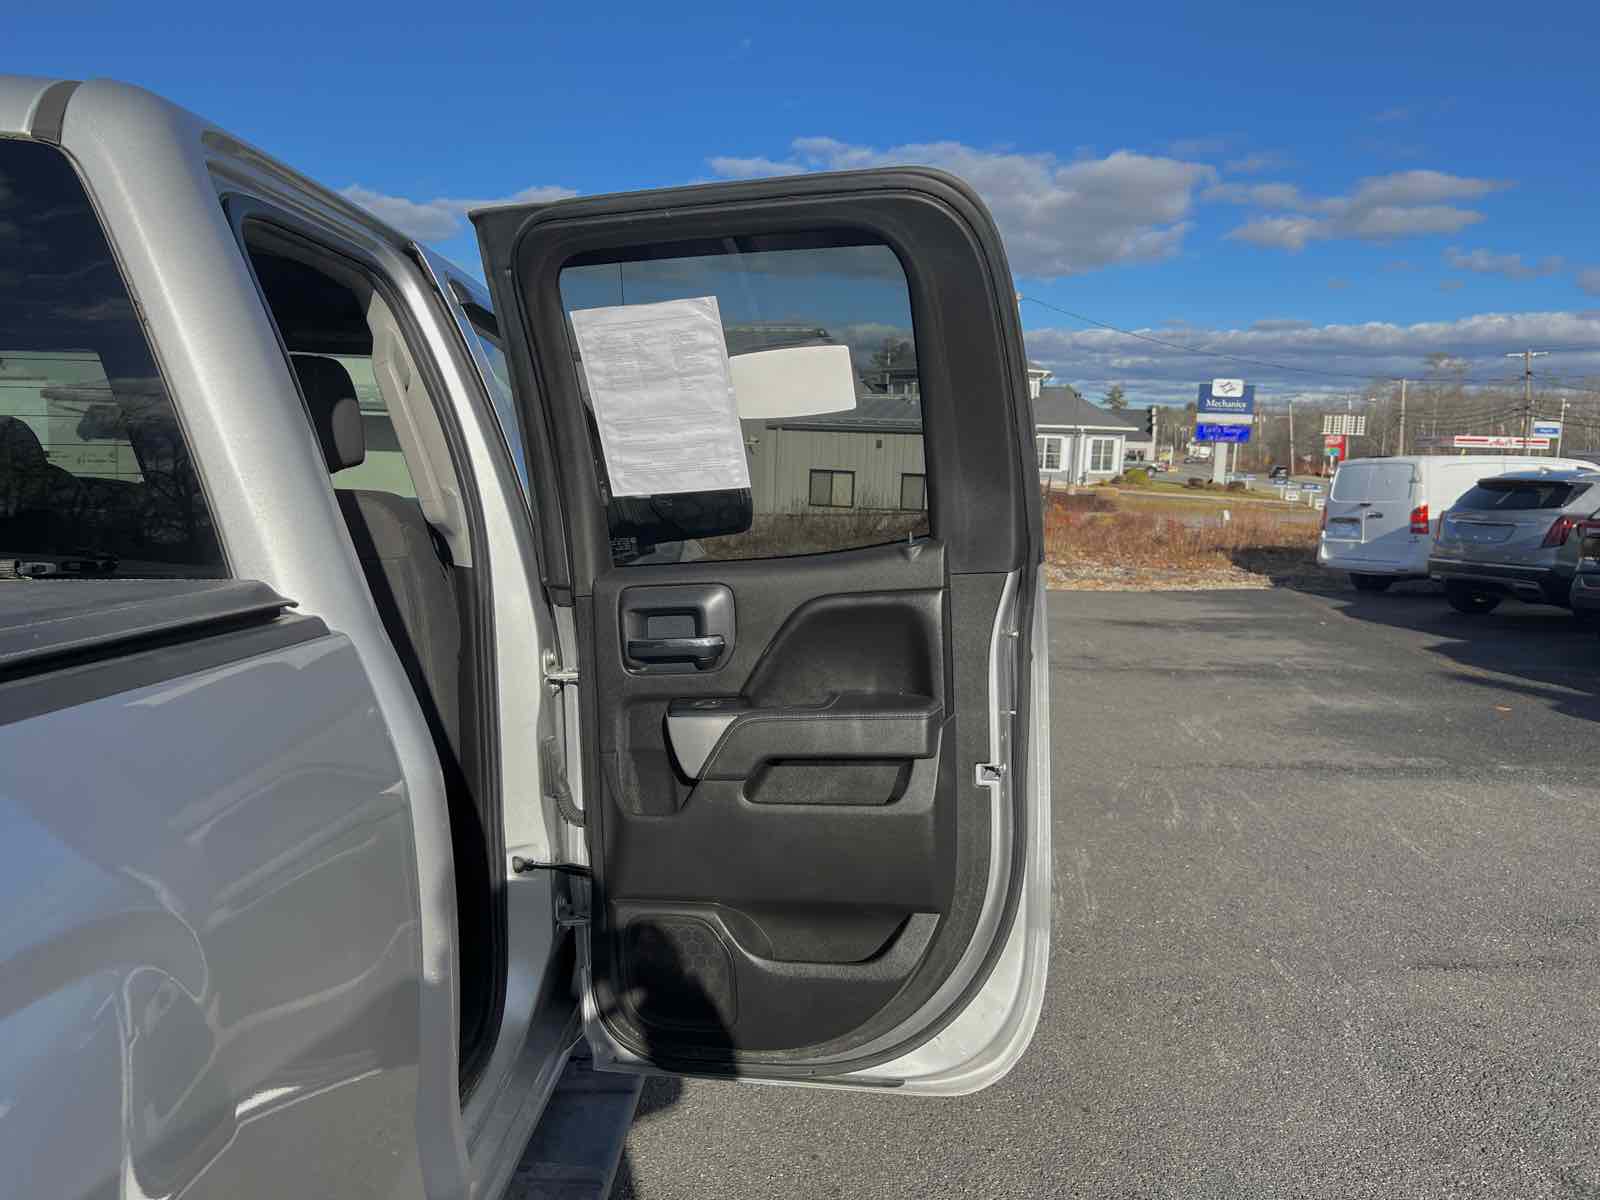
[666,693,941,780]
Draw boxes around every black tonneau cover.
[0,579,294,676]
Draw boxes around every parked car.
[1429,469,1600,613]
[1568,517,1600,625]
[1318,455,1598,591]
[0,76,1051,1199]
[1269,465,1290,482]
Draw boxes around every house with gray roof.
[1032,386,1144,483]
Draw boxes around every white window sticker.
[569,296,752,498]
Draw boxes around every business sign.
[1453,434,1551,450]
[1323,433,1344,449]
[1322,413,1368,436]
[1197,382,1255,424]
[1533,420,1563,438]
[1195,421,1250,443]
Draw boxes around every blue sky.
[13,0,1600,403]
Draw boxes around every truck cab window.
[0,139,223,578]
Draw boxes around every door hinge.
[542,648,579,690]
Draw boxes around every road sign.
[1452,434,1551,450]
[1533,420,1563,438]
[1322,413,1367,436]
[1195,421,1250,443]
[1197,382,1255,425]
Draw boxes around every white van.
[1318,455,1599,590]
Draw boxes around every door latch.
[542,648,578,690]
[556,876,591,929]
[976,762,1007,785]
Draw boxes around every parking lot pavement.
[609,588,1600,1200]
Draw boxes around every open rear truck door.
[474,169,1050,1092]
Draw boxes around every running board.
[505,1052,643,1199]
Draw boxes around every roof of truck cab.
[0,74,63,134]
[0,74,483,287]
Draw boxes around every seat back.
[293,355,462,759]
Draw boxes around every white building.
[1033,386,1143,484]
[743,393,926,514]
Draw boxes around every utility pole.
[1556,394,1568,457]
[1397,379,1406,456]
[1287,398,1295,476]
[1506,349,1550,444]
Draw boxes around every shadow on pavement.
[604,927,733,1200]
[606,1077,682,1200]
[1320,587,1600,723]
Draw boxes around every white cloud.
[1164,136,1228,157]
[1229,215,1324,251]
[1373,99,1456,124]
[1022,309,1600,404]
[339,183,578,242]
[1213,169,1507,250]
[1349,170,1500,207]
[708,138,1217,278]
[1342,204,1484,239]
[1444,247,1565,280]
[705,155,806,178]
[1223,151,1290,175]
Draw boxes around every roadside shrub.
[1185,476,1206,489]
[1044,489,1119,514]
[1226,480,1247,492]
[1124,468,1152,487]
[1109,473,1126,485]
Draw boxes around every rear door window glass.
[0,139,223,578]
[1331,462,1410,501]
[1456,481,1588,511]
[559,237,927,564]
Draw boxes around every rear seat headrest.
[293,355,366,472]
[0,415,50,471]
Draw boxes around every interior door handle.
[1365,511,1384,519]
[626,635,726,668]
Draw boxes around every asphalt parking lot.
[611,586,1600,1199]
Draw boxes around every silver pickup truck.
[0,75,1051,1199]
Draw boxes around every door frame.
[473,169,1046,1082]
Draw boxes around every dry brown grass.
[1043,490,1317,573]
